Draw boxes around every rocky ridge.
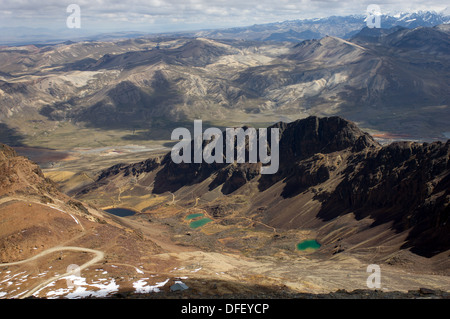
[81,116,450,260]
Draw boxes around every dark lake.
[105,208,137,217]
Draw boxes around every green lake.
[185,213,204,220]
[296,240,321,251]
[189,218,213,229]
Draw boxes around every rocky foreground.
[65,287,450,299]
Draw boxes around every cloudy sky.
[0,0,448,34]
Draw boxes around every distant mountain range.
[0,11,449,45]
[185,10,450,42]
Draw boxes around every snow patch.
[133,278,169,294]
[135,267,144,274]
[39,275,119,299]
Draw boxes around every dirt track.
[0,197,104,298]
[0,246,104,298]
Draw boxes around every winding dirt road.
[0,197,105,298]
[1,246,104,299]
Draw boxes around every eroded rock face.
[0,143,58,198]
[0,143,17,160]
[211,163,261,195]
[317,140,450,256]
[274,116,378,161]
[97,157,162,180]
[259,116,380,191]
[0,143,90,216]
[111,116,378,194]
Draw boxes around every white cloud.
[0,0,448,32]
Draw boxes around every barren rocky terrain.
[0,21,449,299]
[3,117,448,299]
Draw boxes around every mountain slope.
[76,116,450,268]
[0,25,449,147]
[0,143,164,298]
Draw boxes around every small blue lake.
[105,208,137,217]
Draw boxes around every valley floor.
[1,145,449,299]
[1,197,449,299]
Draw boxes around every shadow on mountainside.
[0,123,25,147]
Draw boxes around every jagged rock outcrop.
[317,140,450,256]
[0,143,59,199]
[258,116,379,192]
[80,116,450,257]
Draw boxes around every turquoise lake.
[185,213,204,220]
[296,240,321,251]
[190,218,213,229]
